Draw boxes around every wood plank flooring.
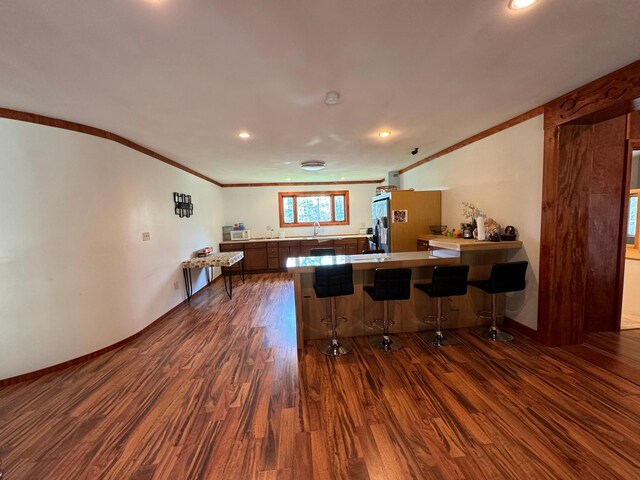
[1,273,640,479]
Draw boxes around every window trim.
[278,190,350,228]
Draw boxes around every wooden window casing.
[278,191,350,228]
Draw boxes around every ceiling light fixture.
[324,91,340,105]
[238,132,251,138]
[301,161,325,171]
[378,131,391,138]
[509,0,538,9]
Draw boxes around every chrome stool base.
[421,331,458,347]
[318,338,352,356]
[476,327,514,342]
[369,334,404,352]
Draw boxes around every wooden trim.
[278,190,350,228]
[503,317,538,341]
[544,58,640,130]
[0,276,222,386]
[0,107,223,187]
[222,179,384,187]
[399,106,543,174]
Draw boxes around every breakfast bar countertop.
[417,234,523,251]
[286,250,459,273]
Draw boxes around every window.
[626,189,640,259]
[278,191,350,227]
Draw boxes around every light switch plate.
[142,232,151,241]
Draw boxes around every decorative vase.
[476,216,486,240]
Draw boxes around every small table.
[181,251,244,301]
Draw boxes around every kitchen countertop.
[220,234,370,244]
[286,250,459,273]
[417,234,522,251]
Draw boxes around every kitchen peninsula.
[287,236,523,348]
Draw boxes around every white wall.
[222,184,378,238]
[622,259,640,321]
[0,119,224,379]
[401,116,544,329]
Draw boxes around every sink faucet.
[313,221,320,236]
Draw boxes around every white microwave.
[230,230,251,241]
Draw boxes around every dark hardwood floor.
[1,273,640,479]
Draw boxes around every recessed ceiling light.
[238,132,251,139]
[301,161,325,171]
[325,91,340,105]
[286,178,291,181]
[509,0,538,9]
[341,177,346,180]
[378,131,392,138]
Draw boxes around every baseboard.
[0,275,221,387]
[504,317,538,341]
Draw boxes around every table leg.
[183,268,193,302]
[222,266,234,299]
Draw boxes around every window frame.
[278,190,350,228]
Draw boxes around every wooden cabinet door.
[358,238,369,253]
[334,244,346,255]
[243,243,268,271]
[244,247,268,271]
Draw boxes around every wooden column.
[538,59,640,346]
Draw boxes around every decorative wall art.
[174,192,193,218]
[392,209,408,223]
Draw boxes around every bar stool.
[414,265,470,347]
[364,268,412,352]
[310,247,336,257]
[314,263,354,356]
[468,261,528,342]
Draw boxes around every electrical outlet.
[173,281,179,290]
[361,222,366,227]
[142,232,151,241]
[266,225,271,231]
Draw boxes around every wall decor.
[392,209,408,223]
[174,192,193,218]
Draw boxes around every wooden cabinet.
[417,239,429,251]
[334,238,358,255]
[267,242,279,270]
[278,241,301,269]
[219,236,369,273]
[358,238,369,254]
[244,242,268,271]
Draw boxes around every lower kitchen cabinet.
[219,236,370,273]
[243,242,269,271]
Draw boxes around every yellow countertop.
[417,234,523,251]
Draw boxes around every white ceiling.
[1,0,640,184]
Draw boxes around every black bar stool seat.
[314,263,354,356]
[363,268,412,352]
[362,249,385,254]
[468,261,528,342]
[310,247,336,257]
[414,265,470,347]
